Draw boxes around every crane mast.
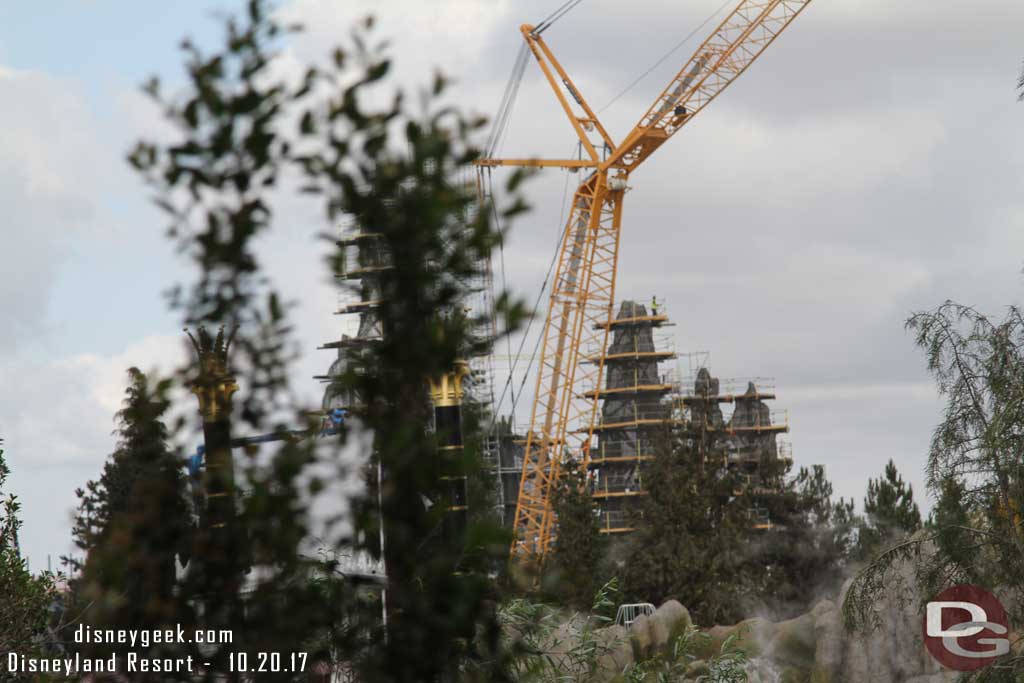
[481,0,815,566]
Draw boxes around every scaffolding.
[676,366,790,529]
[318,211,506,518]
[578,309,793,536]
[318,221,386,412]
[586,300,676,534]
[467,176,506,520]
[491,418,527,529]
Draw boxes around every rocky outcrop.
[519,552,966,682]
[687,592,952,683]
[626,600,692,660]
[687,566,955,683]
[594,624,632,679]
[558,592,952,681]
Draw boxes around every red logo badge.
[923,585,1010,671]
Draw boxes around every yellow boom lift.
[479,0,815,566]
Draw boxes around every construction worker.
[650,295,658,316]
[329,408,347,429]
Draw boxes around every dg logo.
[923,585,1011,671]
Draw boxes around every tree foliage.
[65,368,194,666]
[750,463,860,617]
[545,460,608,610]
[599,424,858,622]
[493,580,619,683]
[487,579,754,683]
[121,1,528,680]
[844,302,1024,679]
[619,431,752,624]
[855,458,921,561]
[0,440,56,681]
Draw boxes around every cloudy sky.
[2,0,1023,567]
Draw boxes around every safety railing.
[748,506,772,530]
[590,470,644,496]
[726,409,788,431]
[587,434,658,461]
[582,331,677,362]
[598,509,630,531]
[589,401,676,431]
[777,440,794,462]
[615,603,656,627]
[588,365,682,390]
[337,239,392,278]
[678,376,777,398]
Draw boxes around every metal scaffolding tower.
[586,300,676,534]
[677,368,791,529]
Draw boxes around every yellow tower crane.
[479,0,815,566]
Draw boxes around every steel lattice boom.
[480,0,815,566]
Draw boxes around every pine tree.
[924,476,978,584]
[856,459,921,560]
[546,460,608,609]
[752,464,861,617]
[0,440,55,675]
[619,431,751,624]
[68,368,193,639]
[845,303,1024,673]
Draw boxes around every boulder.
[646,609,671,651]
[654,599,692,640]
[685,659,709,678]
[628,614,655,659]
[766,612,816,670]
[593,623,633,679]
[809,665,834,683]
[700,617,774,661]
[543,613,586,672]
[810,600,843,681]
[626,601,692,659]
[778,667,808,683]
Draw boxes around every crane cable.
[534,0,586,35]
[488,0,732,426]
[486,0,591,158]
[493,170,516,408]
[596,0,734,114]
[486,161,574,434]
[485,43,529,159]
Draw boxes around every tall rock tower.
[586,300,676,533]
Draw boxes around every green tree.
[65,368,194,670]
[855,459,921,560]
[0,440,56,681]
[845,303,1024,680]
[924,476,978,584]
[126,2,527,680]
[620,431,751,624]
[545,460,608,610]
[751,464,860,617]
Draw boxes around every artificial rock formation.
[537,557,967,683]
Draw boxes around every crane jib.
[498,0,816,567]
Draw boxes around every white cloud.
[0,66,115,349]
